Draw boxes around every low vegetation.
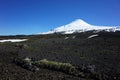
[14,58,81,75]
[33,59,77,74]
[14,58,108,80]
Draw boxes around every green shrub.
[15,58,102,78]
[33,59,77,75]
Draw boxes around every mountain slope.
[1,32,120,80]
[41,19,120,34]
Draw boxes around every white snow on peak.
[0,39,28,43]
[53,19,92,32]
[88,34,99,39]
[40,19,120,34]
[66,19,91,26]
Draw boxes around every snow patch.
[88,34,99,39]
[65,37,69,39]
[72,36,76,39]
[24,57,31,62]
[0,39,28,43]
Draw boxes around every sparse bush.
[14,58,108,79]
[33,59,78,75]
[13,58,37,71]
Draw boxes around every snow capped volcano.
[41,19,120,34]
[54,19,92,32]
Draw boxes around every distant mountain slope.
[40,19,120,34]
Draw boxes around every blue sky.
[0,0,120,35]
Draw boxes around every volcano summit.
[41,19,120,34]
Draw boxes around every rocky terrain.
[0,31,120,80]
